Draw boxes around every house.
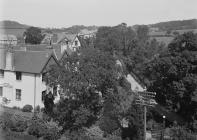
[0,45,59,108]
[14,44,63,60]
[78,29,97,39]
[56,33,81,53]
[0,34,17,45]
[41,33,58,45]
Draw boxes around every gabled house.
[0,45,59,108]
[56,33,81,53]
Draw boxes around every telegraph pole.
[135,91,157,140]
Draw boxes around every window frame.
[16,72,22,81]
[0,70,4,78]
[16,89,21,101]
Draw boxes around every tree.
[144,32,197,130]
[46,47,119,131]
[136,25,149,42]
[95,24,136,55]
[24,26,44,44]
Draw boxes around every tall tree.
[46,48,117,131]
[24,26,44,44]
[136,25,149,42]
[144,32,197,130]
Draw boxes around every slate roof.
[13,50,57,74]
[13,44,62,60]
[56,33,77,43]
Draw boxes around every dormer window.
[16,72,22,80]
[66,41,69,45]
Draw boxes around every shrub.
[28,116,61,140]
[0,112,13,130]
[22,104,33,112]
[0,112,28,132]
[42,120,62,140]
[28,116,47,138]
[41,107,45,112]
[35,105,40,113]
[169,127,197,140]
[9,114,28,132]
[98,115,119,134]
[12,106,20,110]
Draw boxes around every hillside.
[0,20,98,37]
[0,20,29,29]
[150,19,197,31]
[0,20,29,37]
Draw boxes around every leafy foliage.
[28,116,61,140]
[144,32,197,130]
[22,104,33,112]
[24,26,44,44]
[46,47,118,131]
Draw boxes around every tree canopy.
[46,47,135,132]
[144,32,197,130]
[24,26,44,44]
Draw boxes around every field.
[150,28,197,46]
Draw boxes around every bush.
[12,106,21,110]
[169,127,197,140]
[0,112,13,130]
[98,115,119,134]
[43,120,62,140]
[35,105,40,113]
[10,114,28,132]
[28,116,61,140]
[0,112,28,132]
[28,116,47,138]
[22,104,33,112]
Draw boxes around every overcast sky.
[0,0,197,28]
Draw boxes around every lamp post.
[162,115,166,140]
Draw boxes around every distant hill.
[150,19,197,31]
[0,20,29,37]
[0,20,29,29]
[44,25,98,34]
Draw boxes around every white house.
[0,45,59,109]
[0,34,17,45]
[56,33,81,53]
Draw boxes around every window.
[16,72,22,80]
[16,89,21,100]
[0,70,4,78]
[66,41,69,45]
[75,40,78,46]
[0,87,3,96]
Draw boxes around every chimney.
[5,48,14,70]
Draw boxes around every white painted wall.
[0,70,46,108]
[60,37,81,53]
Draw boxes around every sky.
[0,0,197,28]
